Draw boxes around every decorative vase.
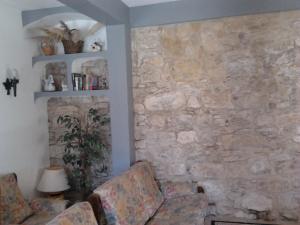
[41,38,56,56]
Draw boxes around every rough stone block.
[144,92,186,111]
[240,193,272,212]
[177,131,198,144]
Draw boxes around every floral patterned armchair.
[0,173,67,225]
[89,161,209,225]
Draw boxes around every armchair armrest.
[160,181,204,199]
[46,202,98,225]
[87,193,107,225]
[30,198,68,215]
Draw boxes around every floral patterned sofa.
[0,173,67,225]
[46,202,98,225]
[88,161,209,225]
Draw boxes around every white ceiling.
[1,0,181,10]
[121,0,181,7]
[1,0,63,10]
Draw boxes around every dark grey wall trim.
[130,0,300,28]
[22,6,75,26]
[58,0,129,25]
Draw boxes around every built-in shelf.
[34,90,109,101]
[33,51,109,100]
[32,51,107,65]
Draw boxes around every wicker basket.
[62,40,84,54]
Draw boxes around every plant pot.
[62,40,84,54]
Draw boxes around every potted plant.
[57,108,110,193]
[41,21,103,54]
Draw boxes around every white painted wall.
[0,1,49,199]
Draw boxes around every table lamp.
[37,167,70,196]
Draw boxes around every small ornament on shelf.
[42,75,56,92]
[61,81,68,92]
[91,42,104,52]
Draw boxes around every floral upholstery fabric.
[46,202,98,225]
[160,182,197,199]
[92,161,209,225]
[0,173,33,225]
[147,194,208,225]
[31,198,68,215]
[21,211,57,225]
[131,162,164,216]
[21,199,68,225]
[94,161,164,225]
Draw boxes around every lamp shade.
[37,167,70,193]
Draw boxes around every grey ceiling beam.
[58,0,129,25]
[130,0,300,28]
[22,6,75,26]
[87,0,129,24]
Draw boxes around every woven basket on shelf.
[62,40,84,54]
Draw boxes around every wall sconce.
[2,68,19,97]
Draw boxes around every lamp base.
[46,192,64,200]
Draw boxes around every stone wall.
[132,11,300,222]
[48,97,111,188]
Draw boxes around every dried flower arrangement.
[41,21,103,54]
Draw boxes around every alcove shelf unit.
[24,6,134,177]
[32,51,108,101]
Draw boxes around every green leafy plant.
[57,108,110,192]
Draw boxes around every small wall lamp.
[2,68,19,97]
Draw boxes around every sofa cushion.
[147,194,208,225]
[132,161,164,216]
[0,173,33,224]
[94,161,164,225]
[46,202,98,225]
[160,182,197,199]
[30,198,68,215]
[21,211,57,225]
